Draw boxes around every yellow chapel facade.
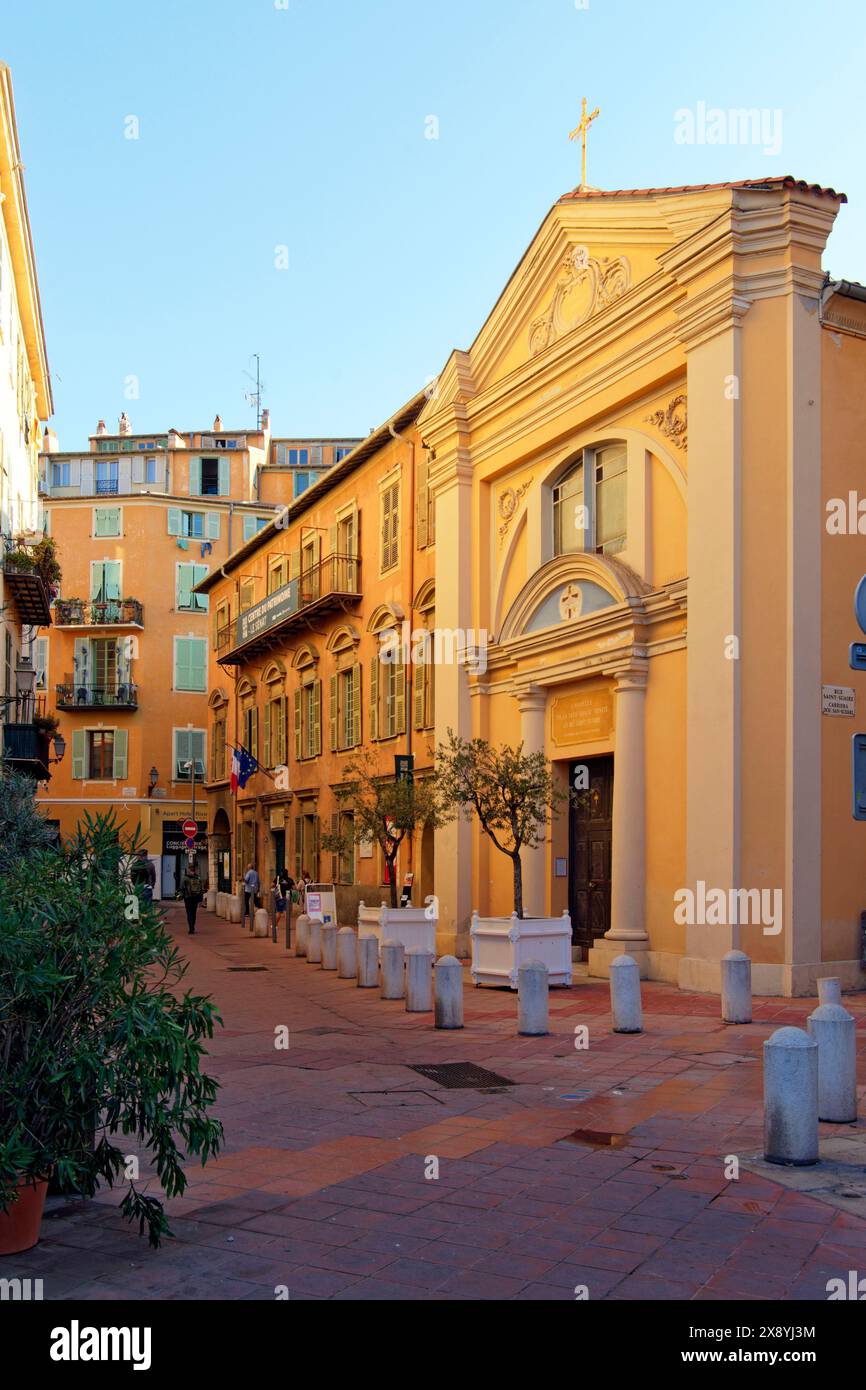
[203,175,866,998]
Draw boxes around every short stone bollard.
[818,977,842,1007]
[435,956,464,1030]
[206,889,217,914]
[763,1026,818,1165]
[253,908,270,939]
[381,940,406,1000]
[721,949,752,1024]
[807,1003,858,1123]
[337,927,357,979]
[321,923,338,971]
[295,914,311,959]
[228,894,243,924]
[610,955,642,1034]
[357,935,379,988]
[406,947,434,1012]
[307,919,323,964]
[518,960,549,1036]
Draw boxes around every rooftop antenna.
[243,354,266,430]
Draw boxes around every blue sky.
[6,0,866,446]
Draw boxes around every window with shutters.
[179,510,205,538]
[293,649,321,762]
[174,637,207,691]
[94,507,121,537]
[211,716,227,782]
[87,730,114,779]
[332,664,361,751]
[176,563,209,612]
[330,811,355,884]
[239,577,257,612]
[413,591,436,731]
[264,693,288,768]
[268,555,289,594]
[174,728,206,781]
[379,474,400,572]
[367,611,405,742]
[416,454,435,548]
[242,702,258,762]
[214,598,232,652]
[200,458,220,496]
[90,560,121,602]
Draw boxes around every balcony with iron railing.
[54,598,144,628]
[95,479,120,495]
[217,553,361,665]
[2,722,51,780]
[56,680,139,711]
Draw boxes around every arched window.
[553,443,627,558]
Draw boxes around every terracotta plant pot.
[0,1178,49,1255]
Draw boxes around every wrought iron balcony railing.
[54,599,144,627]
[219,553,361,665]
[56,681,138,710]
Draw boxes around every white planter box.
[357,901,438,958]
[470,911,573,989]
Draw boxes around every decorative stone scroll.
[645,393,688,451]
[529,245,631,356]
[498,477,533,546]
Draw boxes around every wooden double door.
[568,755,614,956]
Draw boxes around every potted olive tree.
[321,749,441,955]
[435,731,573,988]
[0,776,224,1252]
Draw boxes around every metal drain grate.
[408,1062,515,1090]
[226,965,268,972]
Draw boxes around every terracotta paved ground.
[11,906,866,1301]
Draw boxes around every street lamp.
[51,732,66,764]
[147,765,158,797]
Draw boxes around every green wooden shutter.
[192,563,209,611]
[414,659,426,730]
[394,660,406,736]
[207,511,221,539]
[351,664,362,747]
[175,638,205,690]
[106,561,121,600]
[193,730,206,776]
[177,564,193,609]
[370,658,379,741]
[416,457,428,548]
[73,637,89,689]
[188,458,201,495]
[112,728,128,780]
[89,563,102,600]
[264,700,272,768]
[71,728,87,779]
[218,458,230,495]
[289,551,300,579]
[243,514,256,543]
[312,680,322,757]
[167,507,182,536]
[329,674,338,751]
[250,707,259,761]
[294,689,302,759]
[278,695,287,764]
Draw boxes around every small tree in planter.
[321,749,441,908]
[0,789,224,1250]
[435,731,567,919]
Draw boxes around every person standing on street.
[181,862,204,934]
[243,862,260,929]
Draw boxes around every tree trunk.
[387,854,399,909]
[512,852,523,920]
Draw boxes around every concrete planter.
[470,911,572,989]
[357,902,437,958]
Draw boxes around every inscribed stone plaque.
[551,690,613,745]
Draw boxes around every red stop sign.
[182,819,198,839]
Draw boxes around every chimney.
[96,419,107,437]
[213,414,222,432]
[119,412,132,436]
[42,428,59,454]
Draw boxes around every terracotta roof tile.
[559,176,846,203]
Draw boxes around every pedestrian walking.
[243,862,260,929]
[181,863,204,934]
[272,874,287,938]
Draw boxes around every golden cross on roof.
[569,97,600,190]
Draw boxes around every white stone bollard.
[610,955,642,1034]
[818,977,842,1007]
[357,935,379,988]
[518,960,549,1036]
[807,1003,858,1123]
[406,947,434,1013]
[307,919,323,964]
[435,956,464,1030]
[216,892,224,918]
[763,1026,819,1165]
[228,894,243,924]
[381,940,406,999]
[295,914,311,959]
[721,949,752,1024]
[206,889,217,913]
[337,928,357,979]
[321,923,338,970]
[253,908,270,938]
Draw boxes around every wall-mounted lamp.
[147,765,159,797]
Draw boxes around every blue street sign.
[851,643,866,672]
[185,837,196,850]
[853,734,866,820]
[855,576,866,636]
